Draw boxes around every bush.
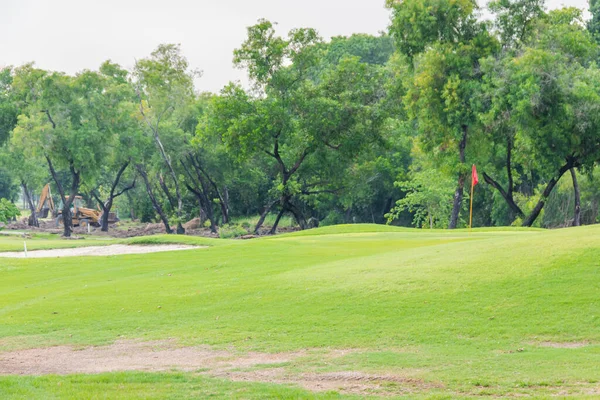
[218,225,248,239]
[0,198,20,224]
[320,211,345,227]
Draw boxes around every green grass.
[231,214,297,228]
[0,232,221,252]
[1,224,600,398]
[0,373,353,399]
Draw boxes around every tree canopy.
[1,0,600,235]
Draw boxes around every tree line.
[1,0,600,236]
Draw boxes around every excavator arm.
[36,184,55,217]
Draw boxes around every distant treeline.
[1,0,600,236]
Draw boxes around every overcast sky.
[0,0,589,93]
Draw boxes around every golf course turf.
[0,224,599,398]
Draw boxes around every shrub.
[218,225,248,239]
[0,198,20,224]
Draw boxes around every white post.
[23,241,28,258]
[87,222,91,234]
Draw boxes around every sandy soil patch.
[0,244,202,258]
[535,341,590,349]
[0,340,434,395]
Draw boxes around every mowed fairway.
[1,224,599,398]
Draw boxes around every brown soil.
[4,218,299,239]
[535,341,590,348]
[0,340,434,395]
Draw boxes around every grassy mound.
[1,224,599,398]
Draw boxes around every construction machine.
[36,184,119,228]
[36,184,55,218]
[55,195,119,228]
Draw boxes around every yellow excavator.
[56,195,119,228]
[36,184,56,218]
[36,184,118,227]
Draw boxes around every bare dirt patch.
[0,244,202,258]
[0,340,434,396]
[214,369,441,395]
[534,341,590,349]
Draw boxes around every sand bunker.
[0,244,202,258]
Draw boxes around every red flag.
[472,164,479,186]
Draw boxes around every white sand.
[0,244,201,258]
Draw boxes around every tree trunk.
[100,203,111,232]
[136,164,172,234]
[254,200,277,234]
[92,162,133,233]
[46,156,79,238]
[199,204,207,225]
[192,156,230,224]
[269,208,286,235]
[482,172,525,219]
[448,126,468,229]
[449,176,466,229]
[22,182,39,227]
[382,197,393,223]
[125,191,136,220]
[570,168,581,227]
[181,158,217,233]
[481,136,526,221]
[287,202,307,230]
[141,110,185,230]
[220,186,230,224]
[185,183,217,234]
[522,162,573,227]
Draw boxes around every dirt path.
[0,340,434,396]
[0,244,202,258]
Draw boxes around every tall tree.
[88,61,142,232]
[0,68,18,148]
[204,20,387,233]
[134,44,200,234]
[11,66,112,236]
[388,0,499,228]
[483,8,600,227]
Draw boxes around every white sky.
[0,0,589,93]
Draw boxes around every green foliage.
[513,189,545,227]
[387,168,455,228]
[589,0,600,45]
[0,68,18,146]
[386,0,480,59]
[488,0,545,48]
[543,169,600,227]
[1,2,600,233]
[203,20,390,229]
[0,167,18,201]
[0,198,20,223]
[218,224,248,239]
[323,34,395,66]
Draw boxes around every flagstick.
[469,178,475,232]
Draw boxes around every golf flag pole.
[470,164,479,231]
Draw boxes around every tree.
[0,128,47,227]
[388,0,499,229]
[483,8,600,227]
[87,61,141,232]
[134,44,200,234]
[205,20,387,233]
[11,66,113,237]
[0,68,18,148]
[589,0,600,45]
[0,67,41,225]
